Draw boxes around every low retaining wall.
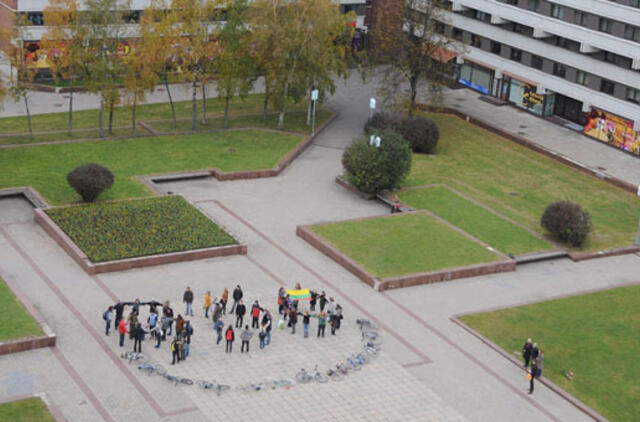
[34,208,247,275]
[334,176,377,200]
[568,245,640,262]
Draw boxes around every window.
[453,28,463,41]
[630,0,640,8]
[510,48,522,62]
[527,0,539,11]
[625,25,640,42]
[627,87,640,103]
[553,63,566,78]
[554,36,568,48]
[600,79,615,95]
[603,52,616,63]
[475,10,488,21]
[530,55,543,70]
[573,11,586,26]
[599,18,613,33]
[26,12,44,26]
[490,41,502,55]
[576,71,590,86]
[551,4,564,19]
[505,0,517,4]
[471,34,482,48]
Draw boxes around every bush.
[67,163,114,202]
[342,129,412,194]
[394,116,440,154]
[363,111,399,135]
[540,201,592,247]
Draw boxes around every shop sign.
[458,78,489,95]
[584,108,640,156]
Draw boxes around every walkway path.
[0,72,638,421]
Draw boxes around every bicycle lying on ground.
[356,318,379,331]
[137,361,167,376]
[326,367,344,381]
[363,341,381,357]
[296,365,328,383]
[361,330,383,346]
[122,351,146,364]
[197,380,232,396]
[164,373,193,386]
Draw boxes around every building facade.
[436,0,640,156]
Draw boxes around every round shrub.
[67,163,115,202]
[342,129,412,194]
[540,201,592,247]
[394,116,440,154]
[363,111,399,135]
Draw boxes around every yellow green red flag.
[286,288,311,301]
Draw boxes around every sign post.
[369,97,376,121]
[311,89,319,136]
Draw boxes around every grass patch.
[460,285,640,422]
[404,113,640,251]
[0,129,302,204]
[0,94,319,145]
[310,213,501,279]
[398,186,553,255]
[46,196,236,262]
[0,398,56,422]
[0,277,43,342]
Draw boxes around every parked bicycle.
[296,365,328,383]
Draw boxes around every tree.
[1,20,38,140]
[371,0,454,116]
[171,0,217,131]
[250,0,353,130]
[67,163,114,202]
[42,0,88,136]
[83,0,130,137]
[212,0,256,129]
[121,41,158,135]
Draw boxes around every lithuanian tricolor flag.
[286,288,311,301]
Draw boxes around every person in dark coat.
[235,300,246,328]
[230,285,243,314]
[163,301,175,336]
[319,291,327,312]
[522,338,533,367]
[528,361,538,394]
[132,322,143,353]
[113,302,127,328]
[289,308,298,335]
[183,287,194,316]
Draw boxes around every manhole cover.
[509,192,520,197]
[519,125,527,129]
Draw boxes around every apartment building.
[435,0,640,156]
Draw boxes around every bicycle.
[356,318,379,331]
[363,341,381,357]
[297,365,328,383]
[326,367,344,381]
[335,362,350,375]
[137,361,167,376]
[361,330,383,346]
[268,378,295,390]
[311,365,328,383]
[197,380,231,396]
[346,355,363,371]
[296,368,313,384]
[122,351,146,364]
[164,373,193,386]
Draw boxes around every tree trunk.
[23,92,33,140]
[132,98,137,135]
[108,99,114,135]
[224,92,230,129]
[68,74,74,137]
[191,81,197,131]
[201,82,207,125]
[408,73,418,118]
[278,81,288,130]
[99,99,104,138]
[164,73,176,129]
[262,83,269,121]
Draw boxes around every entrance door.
[554,94,585,125]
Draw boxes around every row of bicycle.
[121,317,382,395]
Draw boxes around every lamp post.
[311,89,319,136]
[369,97,376,121]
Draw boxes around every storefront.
[554,94,586,125]
[584,108,640,156]
[498,75,555,117]
[458,61,493,95]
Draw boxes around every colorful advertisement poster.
[584,108,640,156]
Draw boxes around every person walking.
[103,306,113,336]
[528,360,538,394]
[132,322,143,353]
[118,318,129,347]
[220,288,229,315]
[212,301,222,326]
[184,320,193,358]
[214,318,224,345]
[315,312,327,338]
[225,325,235,353]
[262,311,272,346]
[183,287,194,317]
[163,301,174,336]
[171,337,181,365]
[522,338,533,367]
[203,291,212,319]
[259,328,266,349]
[300,311,310,338]
[240,325,253,353]
[230,285,243,314]
[250,301,262,329]
[235,300,246,328]
[289,308,298,335]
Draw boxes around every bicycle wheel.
[296,372,311,384]
[363,346,378,357]
[362,331,383,345]
[346,359,362,371]
[154,364,167,376]
[314,373,329,383]
[356,353,370,364]
[180,378,194,386]
[328,371,343,382]
[197,380,213,389]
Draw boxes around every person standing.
[528,360,538,394]
[230,285,243,314]
[160,314,170,341]
[118,318,129,347]
[184,321,193,358]
[183,287,194,317]
[315,312,327,338]
[225,325,235,353]
[235,300,246,328]
[132,298,141,316]
[259,328,266,349]
[171,337,180,365]
[175,315,185,336]
[215,319,224,345]
[522,338,533,367]
[113,302,126,328]
[212,301,222,326]
[163,301,175,336]
[300,311,310,338]
[289,308,298,335]
[220,288,229,315]
[203,291,212,319]
[331,305,343,335]
[277,287,286,315]
[262,311,272,346]
[531,342,540,363]
[309,291,318,312]
[127,312,138,340]
[147,308,158,339]
[327,297,335,316]
[250,301,262,329]
[319,291,327,312]
[240,325,253,353]
[535,349,544,378]
[151,322,162,348]
[132,322,143,353]
[103,306,113,336]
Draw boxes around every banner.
[584,108,640,156]
[286,289,311,301]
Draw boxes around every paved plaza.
[0,73,639,421]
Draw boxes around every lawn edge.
[449,313,610,422]
[0,264,56,356]
[0,393,65,422]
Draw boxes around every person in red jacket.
[118,318,128,347]
[250,300,263,329]
[225,325,234,353]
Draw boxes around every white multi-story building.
[433,0,640,156]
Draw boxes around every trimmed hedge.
[342,128,412,194]
[363,111,399,135]
[67,163,114,202]
[364,111,440,154]
[46,196,237,262]
[541,201,592,247]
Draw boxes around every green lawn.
[0,277,43,342]
[0,129,303,204]
[398,186,553,255]
[0,398,56,422]
[310,213,501,279]
[460,285,640,422]
[46,196,236,262]
[404,113,640,251]
[0,94,318,145]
